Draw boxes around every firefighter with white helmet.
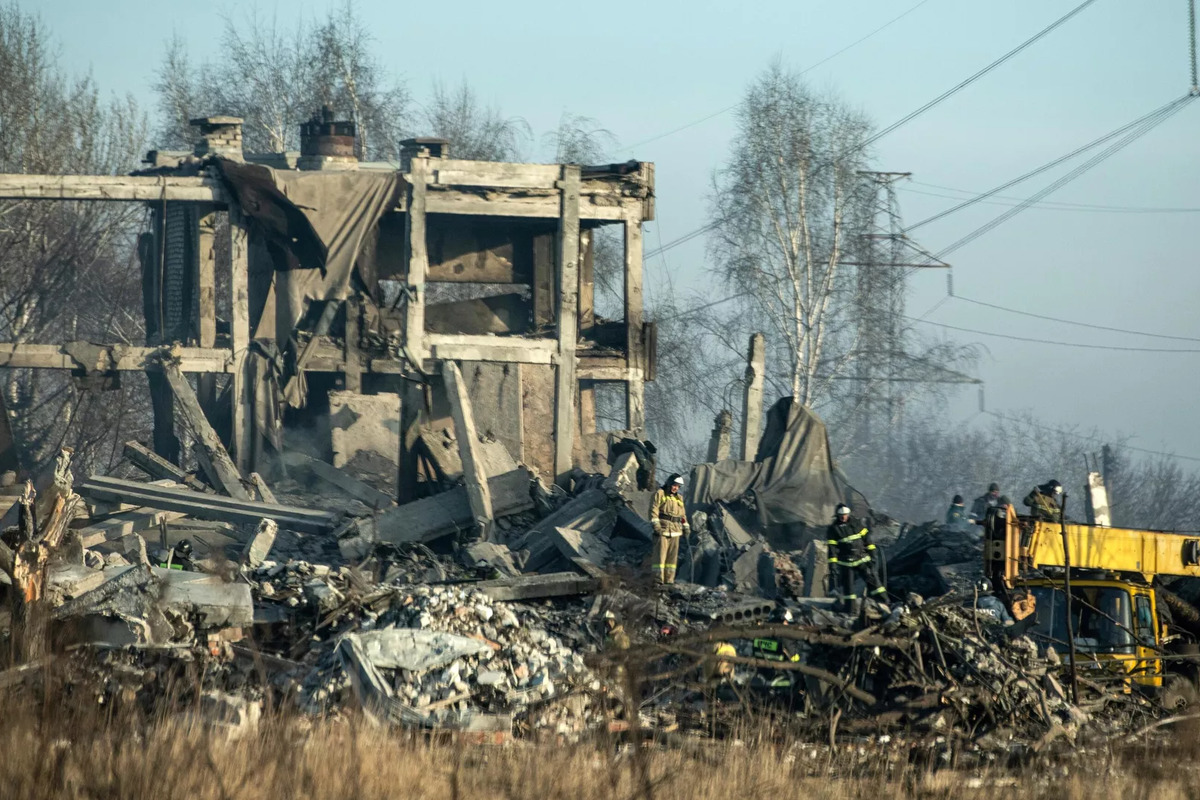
[650,473,690,584]
[826,502,886,611]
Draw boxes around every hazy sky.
[34,0,1200,464]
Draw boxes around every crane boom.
[985,515,1200,587]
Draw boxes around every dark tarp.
[215,159,403,342]
[685,398,866,531]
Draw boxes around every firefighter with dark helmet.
[827,503,886,611]
[1023,479,1064,522]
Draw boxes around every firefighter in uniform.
[1023,479,1063,522]
[827,503,886,610]
[650,474,690,584]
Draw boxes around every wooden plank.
[123,441,212,493]
[423,190,630,221]
[741,332,766,461]
[405,157,429,362]
[77,508,187,548]
[579,230,595,334]
[531,233,555,329]
[442,361,493,540]
[553,166,581,484]
[0,174,226,202]
[431,160,562,189]
[228,207,252,474]
[248,473,276,504]
[343,297,362,393]
[426,333,556,365]
[0,344,232,372]
[162,364,250,500]
[578,355,627,382]
[624,214,645,431]
[195,206,218,413]
[76,476,339,534]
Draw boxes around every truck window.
[1134,595,1155,647]
[1028,585,1135,656]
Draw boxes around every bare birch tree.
[708,61,872,408]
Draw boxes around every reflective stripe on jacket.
[826,516,875,566]
[651,489,689,536]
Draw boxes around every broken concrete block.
[329,391,400,470]
[613,507,654,542]
[731,542,767,593]
[185,691,262,741]
[157,569,254,629]
[240,519,278,569]
[476,669,506,686]
[461,542,520,577]
[714,505,755,548]
[346,629,493,673]
[799,540,829,598]
[476,572,598,602]
[549,526,612,567]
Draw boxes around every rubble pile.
[0,430,1182,757]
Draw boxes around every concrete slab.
[329,391,400,469]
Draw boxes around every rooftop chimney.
[190,116,244,161]
[298,106,358,171]
[399,137,450,172]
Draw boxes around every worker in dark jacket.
[1024,479,1063,522]
[826,504,886,610]
[945,495,968,530]
[969,483,1002,525]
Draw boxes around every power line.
[903,183,1200,214]
[860,0,1102,149]
[950,296,1200,342]
[931,94,1194,260]
[619,0,936,153]
[906,95,1193,231]
[908,316,1200,352]
[647,1,1108,261]
[983,410,1200,463]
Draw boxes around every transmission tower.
[846,172,951,491]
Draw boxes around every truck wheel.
[1162,675,1199,711]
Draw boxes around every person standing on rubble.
[650,473,690,585]
[945,495,968,530]
[1024,479,1064,522]
[969,483,1002,525]
[826,504,887,611]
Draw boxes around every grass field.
[1,686,1195,800]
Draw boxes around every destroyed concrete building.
[0,110,656,503]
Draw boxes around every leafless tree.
[418,80,530,161]
[708,60,873,408]
[153,3,408,161]
[309,1,409,161]
[0,1,150,474]
[545,112,616,164]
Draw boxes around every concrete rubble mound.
[0,437,1185,757]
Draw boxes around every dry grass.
[0,689,1198,800]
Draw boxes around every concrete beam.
[741,332,766,461]
[442,361,494,541]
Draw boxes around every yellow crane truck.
[982,506,1200,705]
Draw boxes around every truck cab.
[1023,578,1162,688]
[983,507,1200,694]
